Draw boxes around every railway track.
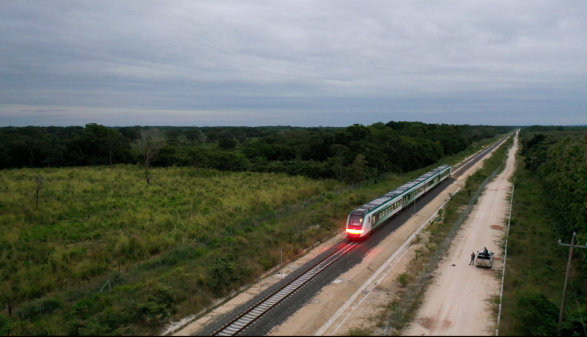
[209,134,511,336]
[211,240,358,336]
[451,135,510,177]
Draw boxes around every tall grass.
[0,166,333,302]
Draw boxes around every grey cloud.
[0,1,586,126]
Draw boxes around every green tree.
[187,147,208,172]
[218,138,238,150]
[166,128,182,140]
[185,128,203,144]
[346,154,369,183]
[329,144,349,182]
[101,130,126,165]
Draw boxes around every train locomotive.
[346,164,451,239]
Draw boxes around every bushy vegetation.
[0,166,337,334]
[0,124,509,335]
[501,127,587,336]
[0,123,511,182]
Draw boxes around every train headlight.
[346,228,364,235]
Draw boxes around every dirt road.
[405,133,518,336]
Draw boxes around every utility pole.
[280,248,283,278]
[558,232,587,324]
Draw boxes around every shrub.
[136,302,169,326]
[514,290,558,336]
[78,317,112,336]
[15,301,40,321]
[0,315,11,336]
[206,256,252,296]
[161,246,205,266]
[260,258,275,271]
[149,283,175,308]
[398,272,409,287]
[69,298,95,320]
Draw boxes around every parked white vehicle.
[475,249,494,268]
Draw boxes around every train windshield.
[348,211,365,227]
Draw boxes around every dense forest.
[0,122,511,181]
[504,126,587,335]
[521,126,587,244]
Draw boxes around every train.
[346,164,452,239]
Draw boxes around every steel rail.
[209,134,511,336]
[451,135,510,177]
[211,240,359,336]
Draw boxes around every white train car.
[346,164,451,239]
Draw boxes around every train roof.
[351,164,450,213]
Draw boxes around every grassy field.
[0,166,339,334]
[0,166,334,299]
[0,135,504,336]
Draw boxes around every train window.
[349,211,365,227]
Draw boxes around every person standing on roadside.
[469,252,476,265]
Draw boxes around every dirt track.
[404,132,518,336]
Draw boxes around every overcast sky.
[1,1,586,127]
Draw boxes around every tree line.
[0,122,511,182]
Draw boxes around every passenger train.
[346,164,451,239]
